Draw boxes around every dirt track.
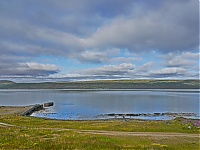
[0,106,33,115]
[1,122,198,138]
[74,130,200,138]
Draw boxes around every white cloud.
[85,0,198,52]
[163,52,199,68]
[77,63,135,76]
[0,62,59,77]
[26,62,59,71]
[110,57,141,64]
[0,0,198,81]
[45,61,198,80]
[133,62,154,74]
[150,67,187,77]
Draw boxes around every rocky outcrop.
[21,104,43,116]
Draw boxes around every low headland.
[0,79,199,89]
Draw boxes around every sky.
[0,0,199,82]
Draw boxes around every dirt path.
[30,127,199,138]
[0,122,16,127]
[74,130,200,138]
[0,121,199,138]
[0,106,33,115]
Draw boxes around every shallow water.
[0,89,199,120]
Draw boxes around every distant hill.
[0,80,199,89]
[0,80,15,84]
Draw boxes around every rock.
[154,113,161,116]
[21,104,43,116]
[44,102,54,107]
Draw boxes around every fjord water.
[0,89,199,120]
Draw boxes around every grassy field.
[0,107,199,149]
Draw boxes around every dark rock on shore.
[44,102,54,107]
[21,104,43,116]
[105,112,197,118]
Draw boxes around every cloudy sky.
[0,0,199,82]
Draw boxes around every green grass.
[1,127,198,150]
[0,114,199,133]
[0,114,199,149]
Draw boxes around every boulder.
[44,102,54,107]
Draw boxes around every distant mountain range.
[0,80,199,89]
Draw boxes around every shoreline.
[1,105,199,121]
[1,106,199,149]
[0,88,199,91]
[0,105,34,115]
[32,114,199,122]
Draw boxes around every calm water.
[0,89,199,120]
